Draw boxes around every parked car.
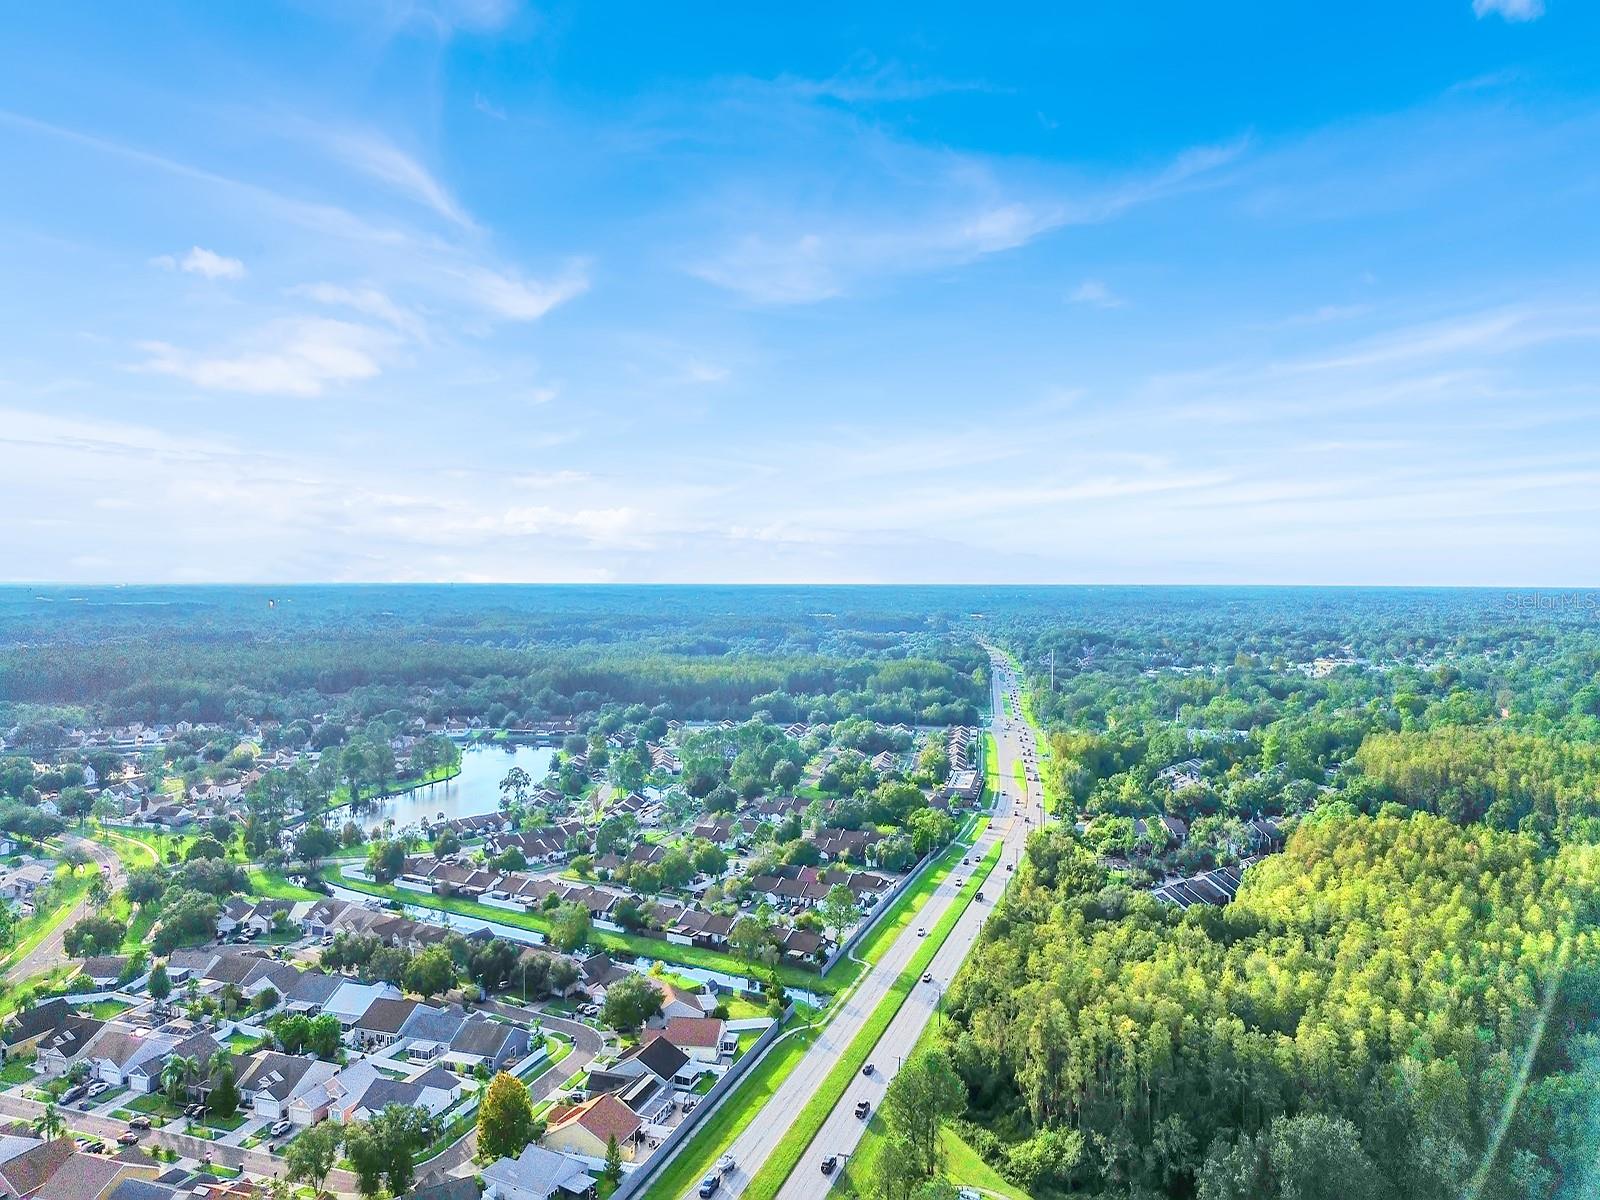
[271,1120,293,1137]
[60,1085,86,1104]
[821,1156,838,1175]
[87,1081,109,1097]
[127,1116,151,1131]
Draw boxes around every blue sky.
[3,0,1599,584]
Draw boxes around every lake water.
[342,742,556,832]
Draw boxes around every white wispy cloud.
[453,263,589,320]
[1473,0,1544,21]
[690,137,1245,304]
[1069,279,1124,308]
[293,282,429,342]
[319,128,475,229]
[131,317,394,396]
[152,246,247,279]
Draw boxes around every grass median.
[741,836,1007,1200]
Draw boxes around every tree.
[343,1104,436,1200]
[602,973,664,1033]
[603,1134,623,1184]
[185,836,227,861]
[550,901,592,953]
[405,946,457,999]
[366,839,406,883]
[162,1054,195,1106]
[819,883,858,944]
[881,1047,964,1181]
[1198,1113,1383,1200]
[477,1071,536,1161]
[295,822,338,868]
[208,1050,240,1118]
[148,961,172,1003]
[33,1101,62,1140]
[499,767,532,811]
[64,913,127,958]
[285,1120,344,1197]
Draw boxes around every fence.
[608,1004,794,1200]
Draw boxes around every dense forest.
[939,814,1600,1199]
[905,587,1600,1199]
[0,585,989,739]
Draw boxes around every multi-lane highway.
[686,650,1044,1199]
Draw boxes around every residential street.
[6,834,127,984]
[677,653,1045,1199]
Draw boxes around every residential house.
[444,1016,530,1074]
[541,1094,641,1163]
[482,1143,596,1200]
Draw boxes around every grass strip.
[742,837,1006,1200]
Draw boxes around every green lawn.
[841,1114,1034,1200]
[0,1057,36,1084]
[83,999,131,1019]
[247,869,325,901]
[742,838,1006,1200]
[329,869,832,993]
[97,825,198,866]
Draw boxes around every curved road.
[5,834,128,984]
[680,652,1044,1199]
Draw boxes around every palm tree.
[162,1054,195,1107]
[33,1101,62,1140]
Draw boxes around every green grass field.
[742,837,1006,1200]
[247,869,325,901]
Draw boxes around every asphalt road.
[6,834,128,984]
[688,653,1044,1200]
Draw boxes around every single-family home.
[482,1143,596,1200]
[541,1094,641,1163]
